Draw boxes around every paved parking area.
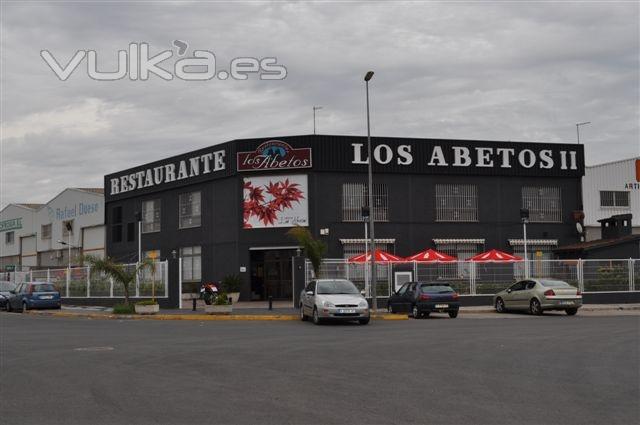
[1,312,638,425]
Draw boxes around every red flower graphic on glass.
[243,178,305,228]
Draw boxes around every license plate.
[339,309,356,314]
[40,295,53,300]
[560,301,574,305]
[435,304,449,309]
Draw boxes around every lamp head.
[364,71,374,82]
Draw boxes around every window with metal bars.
[522,187,562,222]
[600,191,630,208]
[179,191,201,229]
[341,183,388,222]
[435,184,478,222]
[435,241,483,279]
[142,199,161,233]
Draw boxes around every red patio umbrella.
[348,249,405,263]
[469,249,523,262]
[405,248,457,262]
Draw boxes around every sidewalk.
[22,303,640,321]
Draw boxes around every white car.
[299,279,370,325]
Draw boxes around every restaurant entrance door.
[249,248,296,301]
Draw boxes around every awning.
[433,238,485,245]
[469,249,523,262]
[340,238,396,244]
[508,239,558,246]
[348,249,405,263]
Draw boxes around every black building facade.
[104,135,585,306]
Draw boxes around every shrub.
[215,292,231,305]
[112,303,135,314]
[221,274,242,293]
[136,299,159,306]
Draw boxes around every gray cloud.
[1,2,638,208]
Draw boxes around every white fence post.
[109,277,114,298]
[86,266,91,297]
[66,268,70,298]
[178,258,183,309]
[470,262,476,295]
[629,258,634,292]
[29,270,33,282]
[47,269,50,281]
[577,259,584,293]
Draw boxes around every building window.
[41,224,52,240]
[509,239,558,279]
[5,231,15,245]
[341,183,388,222]
[522,186,562,223]
[62,220,74,237]
[600,191,630,208]
[181,246,202,281]
[112,206,123,243]
[142,199,161,233]
[179,192,201,229]
[434,239,485,279]
[435,184,478,222]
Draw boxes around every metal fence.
[26,261,169,298]
[305,258,638,297]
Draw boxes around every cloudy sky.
[1,1,638,208]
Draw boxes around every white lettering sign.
[110,149,226,195]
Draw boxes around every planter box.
[228,292,240,304]
[135,304,160,315]
[205,304,232,315]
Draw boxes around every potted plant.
[204,291,232,315]
[135,299,160,315]
[221,274,242,304]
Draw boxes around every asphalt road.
[1,313,638,425]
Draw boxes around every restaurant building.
[104,135,585,306]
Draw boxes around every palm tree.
[82,255,154,305]
[286,226,327,277]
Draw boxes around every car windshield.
[33,283,56,292]
[420,285,454,293]
[316,280,359,295]
[0,282,16,291]
[540,280,571,288]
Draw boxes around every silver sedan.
[299,279,370,325]
[493,279,582,316]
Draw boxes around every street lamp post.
[364,70,377,314]
[576,122,591,144]
[520,208,530,278]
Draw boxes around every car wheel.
[412,305,421,319]
[529,299,543,316]
[5,301,12,312]
[312,307,322,325]
[565,308,578,316]
[448,310,458,318]
[495,298,506,313]
[358,317,370,325]
[299,304,307,321]
[22,301,29,313]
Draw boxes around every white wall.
[35,189,105,253]
[0,205,36,259]
[20,235,38,267]
[82,225,105,258]
[583,158,639,228]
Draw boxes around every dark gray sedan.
[493,279,582,315]
[0,281,17,309]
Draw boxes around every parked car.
[0,281,17,309]
[299,279,370,325]
[387,282,460,319]
[493,279,582,316]
[6,282,62,312]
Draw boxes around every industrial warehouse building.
[0,188,105,273]
[105,135,586,307]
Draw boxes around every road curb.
[25,311,408,321]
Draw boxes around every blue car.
[6,282,62,312]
